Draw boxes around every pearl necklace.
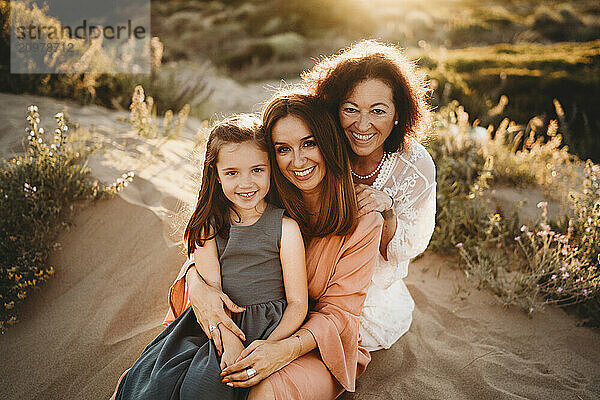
[351,152,389,180]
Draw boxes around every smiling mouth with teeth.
[293,166,315,177]
[351,131,376,141]
[238,191,257,198]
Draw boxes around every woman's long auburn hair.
[184,114,271,257]
[262,92,357,239]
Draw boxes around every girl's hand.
[219,337,245,371]
[220,340,292,388]
[355,184,393,216]
[186,268,246,355]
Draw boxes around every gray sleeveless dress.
[114,204,287,400]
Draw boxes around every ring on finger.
[246,367,256,378]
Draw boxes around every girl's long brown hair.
[262,92,357,239]
[184,114,270,257]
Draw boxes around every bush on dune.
[0,106,133,333]
[0,2,211,119]
[151,0,372,78]
[431,102,600,325]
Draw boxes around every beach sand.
[1,93,599,399]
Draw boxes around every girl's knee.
[248,379,275,400]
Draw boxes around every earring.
[394,120,398,126]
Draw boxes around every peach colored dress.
[266,212,383,399]
[111,212,383,400]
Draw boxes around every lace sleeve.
[382,144,436,265]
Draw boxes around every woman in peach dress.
[182,93,382,399]
[111,92,383,399]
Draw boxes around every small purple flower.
[557,287,563,293]
[562,272,569,279]
[455,243,464,248]
[520,225,528,232]
[537,201,548,208]
[551,274,557,280]
[558,235,568,244]
[514,236,521,241]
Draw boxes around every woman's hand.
[355,184,393,216]
[220,339,293,388]
[186,267,246,355]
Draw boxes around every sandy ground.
[1,92,599,399]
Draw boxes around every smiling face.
[271,114,326,199]
[339,78,397,158]
[215,140,270,217]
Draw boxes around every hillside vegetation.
[3,1,599,159]
[150,0,600,161]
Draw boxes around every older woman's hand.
[355,183,393,216]
[219,339,293,388]
[186,267,246,355]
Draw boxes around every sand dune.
[343,254,600,399]
[1,93,599,399]
[0,196,185,399]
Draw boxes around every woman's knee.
[248,379,275,400]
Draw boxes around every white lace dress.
[359,140,437,351]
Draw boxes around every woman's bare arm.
[185,263,246,355]
[220,328,316,387]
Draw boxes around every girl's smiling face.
[339,78,397,157]
[215,140,270,216]
[271,115,326,198]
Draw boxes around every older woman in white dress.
[303,40,436,351]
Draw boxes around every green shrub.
[0,2,210,120]
[222,32,306,70]
[431,102,599,325]
[0,106,133,333]
[530,4,590,42]
[429,103,495,252]
[129,85,191,139]
[420,41,600,162]
[482,113,580,196]
[445,10,523,47]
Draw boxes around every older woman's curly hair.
[302,40,432,153]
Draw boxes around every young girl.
[112,114,308,400]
